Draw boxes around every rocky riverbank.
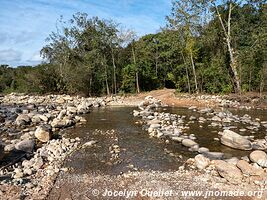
[0,93,117,199]
[133,96,267,197]
[0,91,266,199]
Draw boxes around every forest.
[0,0,266,96]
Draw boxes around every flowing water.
[62,106,267,175]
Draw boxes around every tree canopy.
[1,1,266,95]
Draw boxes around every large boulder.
[15,114,31,126]
[249,150,267,168]
[214,160,243,184]
[35,125,52,142]
[220,130,252,150]
[15,139,35,153]
[236,160,264,176]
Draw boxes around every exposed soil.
[110,89,267,109]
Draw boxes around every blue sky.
[0,0,172,67]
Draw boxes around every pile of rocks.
[0,94,111,155]
[0,93,113,197]
[134,96,267,188]
[190,150,267,187]
[133,97,222,157]
[0,137,80,198]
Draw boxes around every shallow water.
[62,106,267,175]
[63,107,189,175]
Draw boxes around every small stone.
[15,139,35,153]
[182,139,197,147]
[35,125,52,142]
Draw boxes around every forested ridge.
[0,0,266,96]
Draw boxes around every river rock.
[51,118,66,128]
[15,114,31,126]
[147,119,161,125]
[182,139,197,147]
[214,160,243,183]
[236,160,264,176]
[199,108,214,114]
[225,157,239,165]
[171,136,183,142]
[15,139,35,153]
[35,125,52,142]
[198,147,209,153]
[133,110,140,117]
[4,143,15,152]
[203,151,224,160]
[249,150,267,167]
[195,154,210,170]
[220,130,252,150]
[67,106,77,114]
[149,124,161,129]
[211,116,221,121]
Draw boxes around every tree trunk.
[190,51,198,93]
[181,52,191,93]
[111,49,117,95]
[155,47,158,77]
[102,57,110,96]
[132,43,140,93]
[89,75,92,96]
[215,2,241,94]
[105,65,110,96]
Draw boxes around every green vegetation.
[1,1,266,95]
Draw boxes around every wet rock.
[15,139,35,153]
[195,154,210,170]
[35,125,52,142]
[220,130,252,150]
[198,147,209,153]
[182,139,197,147]
[203,151,224,160]
[171,136,183,142]
[214,160,243,184]
[249,150,267,168]
[15,114,31,126]
[83,140,97,147]
[189,144,199,152]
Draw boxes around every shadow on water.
[63,106,267,175]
